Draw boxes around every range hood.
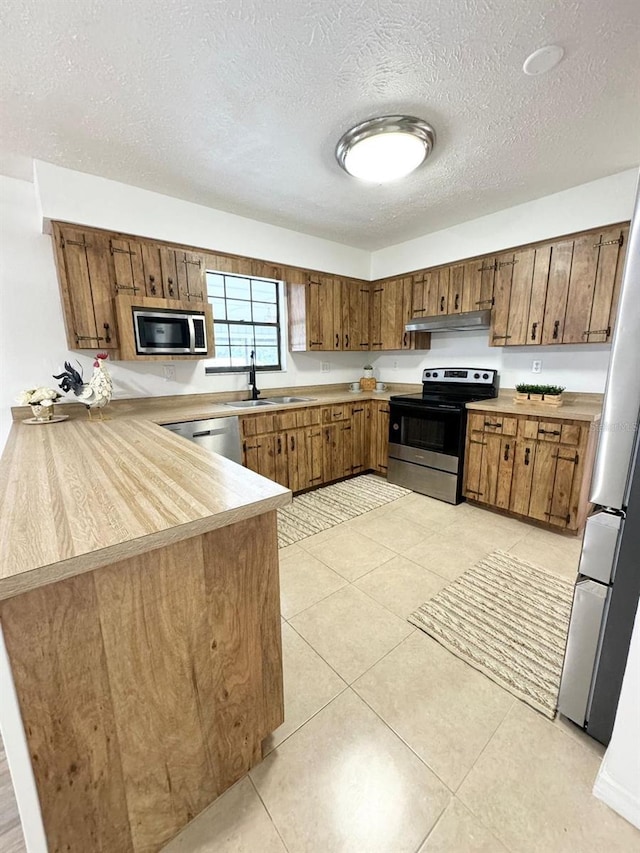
[405,309,491,333]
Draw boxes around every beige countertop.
[1,383,419,601]
[466,390,603,422]
[0,418,292,600]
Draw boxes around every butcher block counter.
[0,412,291,852]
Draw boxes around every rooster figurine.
[53,352,113,419]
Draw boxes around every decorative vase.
[30,404,54,422]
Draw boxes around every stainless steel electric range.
[387,367,499,504]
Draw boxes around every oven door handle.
[389,400,463,415]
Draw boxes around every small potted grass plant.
[514,383,566,407]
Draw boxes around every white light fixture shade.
[523,45,565,76]
[336,115,436,183]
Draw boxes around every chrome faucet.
[249,350,260,400]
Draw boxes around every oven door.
[388,401,465,471]
[133,310,195,354]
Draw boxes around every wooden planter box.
[360,377,376,391]
[514,392,564,407]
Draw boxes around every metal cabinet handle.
[440,295,446,312]
[504,443,510,461]
[345,334,349,348]
[277,437,282,454]
[454,293,460,310]
[531,321,538,341]
[336,333,339,347]
[484,421,502,428]
[552,320,560,340]
[538,429,561,436]
[290,435,295,451]
[149,275,157,295]
[524,447,531,466]
[403,332,408,347]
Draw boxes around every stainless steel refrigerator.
[558,177,640,745]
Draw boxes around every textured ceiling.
[1,0,639,249]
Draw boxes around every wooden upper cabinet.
[541,239,574,344]
[109,236,145,297]
[177,251,206,302]
[52,224,118,349]
[461,257,496,314]
[343,280,370,351]
[140,243,165,298]
[563,225,628,344]
[160,247,181,299]
[448,264,465,314]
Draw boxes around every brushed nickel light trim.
[335,115,436,183]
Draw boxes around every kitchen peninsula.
[0,415,291,852]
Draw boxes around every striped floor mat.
[409,550,574,718]
[277,475,410,548]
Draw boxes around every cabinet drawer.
[322,405,348,423]
[241,413,275,437]
[274,411,298,431]
[477,414,518,435]
[296,407,322,427]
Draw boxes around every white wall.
[34,161,370,279]
[0,175,371,451]
[371,168,639,279]
[593,599,640,829]
[373,333,611,394]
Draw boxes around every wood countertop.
[0,418,291,600]
[466,390,603,422]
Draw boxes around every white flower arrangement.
[17,387,62,407]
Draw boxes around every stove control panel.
[422,368,497,385]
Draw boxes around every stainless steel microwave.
[133,308,208,355]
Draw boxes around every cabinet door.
[436,268,450,315]
[160,247,181,299]
[490,252,516,346]
[449,264,465,314]
[140,243,165,298]
[584,225,628,343]
[350,405,367,474]
[527,245,551,345]
[491,249,537,347]
[177,252,206,302]
[273,432,289,488]
[331,277,343,351]
[288,430,310,492]
[55,226,118,350]
[322,424,342,483]
[547,446,581,529]
[380,281,402,350]
[562,233,600,344]
[542,240,573,344]
[110,236,145,297]
[370,402,390,473]
[400,277,414,350]
[510,439,536,516]
[306,428,324,488]
[341,421,353,476]
[345,281,371,351]
[370,284,383,350]
[528,441,557,522]
[464,427,486,501]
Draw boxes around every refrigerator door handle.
[558,580,609,726]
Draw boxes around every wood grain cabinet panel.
[140,242,165,298]
[465,411,593,531]
[448,263,465,314]
[542,240,574,344]
[177,251,206,302]
[0,518,283,853]
[110,236,145,297]
[369,401,390,473]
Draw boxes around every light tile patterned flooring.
[3,494,639,852]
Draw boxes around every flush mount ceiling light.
[523,45,565,76]
[335,115,436,183]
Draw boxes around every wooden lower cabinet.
[369,401,390,474]
[241,401,388,493]
[464,410,596,531]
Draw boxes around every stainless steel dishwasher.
[161,416,242,464]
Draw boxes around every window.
[205,271,283,373]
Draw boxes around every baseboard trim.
[593,766,640,830]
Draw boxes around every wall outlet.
[532,359,542,374]
[162,363,176,382]
[321,362,330,373]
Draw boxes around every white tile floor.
[163,492,640,853]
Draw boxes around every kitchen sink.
[261,396,317,404]
[222,399,277,408]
